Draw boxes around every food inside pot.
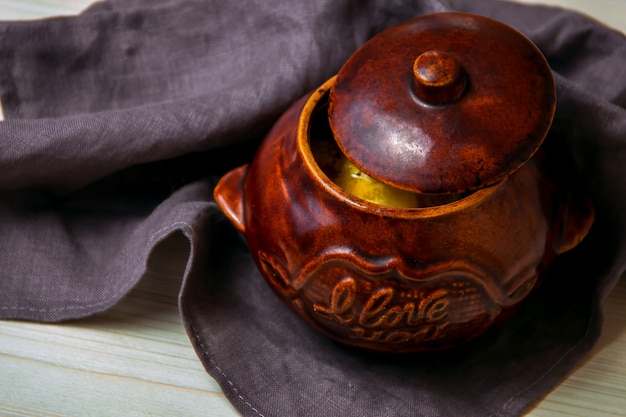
[309,99,468,209]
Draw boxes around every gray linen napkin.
[1,0,625,416]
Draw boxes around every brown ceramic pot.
[214,12,595,353]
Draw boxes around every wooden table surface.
[1,1,625,416]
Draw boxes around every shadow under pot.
[214,12,595,353]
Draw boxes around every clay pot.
[214,12,595,352]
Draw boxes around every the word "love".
[313,276,450,330]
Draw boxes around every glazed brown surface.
[214,13,594,352]
[329,12,556,194]
[215,80,592,352]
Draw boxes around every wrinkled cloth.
[1,0,625,416]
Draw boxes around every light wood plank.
[0,0,97,20]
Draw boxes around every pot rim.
[297,76,504,219]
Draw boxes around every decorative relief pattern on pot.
[257,248,501,349]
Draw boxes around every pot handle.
[554,193,595,255]
[214,164,248,233]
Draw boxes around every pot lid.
[328,12,556,194]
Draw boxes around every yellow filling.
[333,157,419,208]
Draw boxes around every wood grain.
[0,0,95,20]
[1,1,625,416]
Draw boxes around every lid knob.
[412,50,466,105]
